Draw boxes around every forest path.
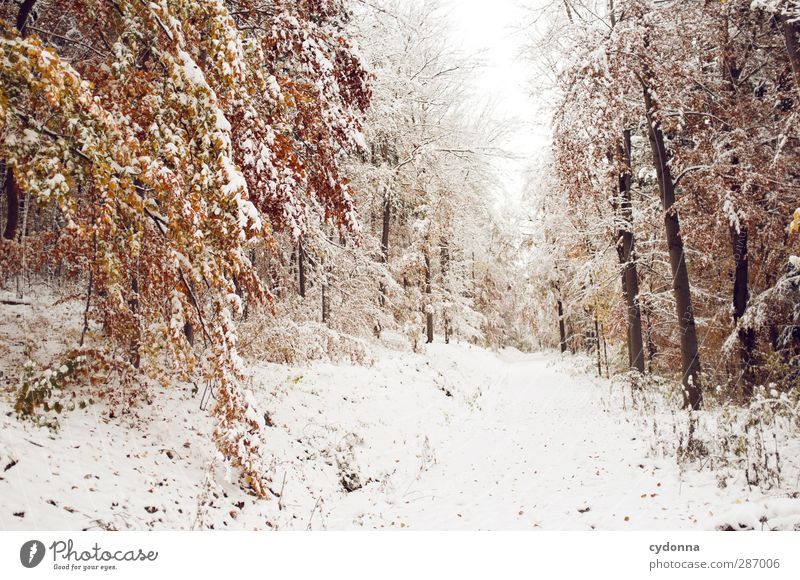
[326,352,723,530]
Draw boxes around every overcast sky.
[446,0,551,207]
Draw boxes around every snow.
[2,293,799,531]
[178,50,208,89]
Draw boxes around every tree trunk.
[642,286,657,373]
[440,238,451,344]
[642,81,702,410]
[616,129,645,373]
[298,237,306,298]
[2,1,38,242]
[379,189,390,307]
[321,243,330,325]
[80,270,93,347]
[183,321,194,346]
[321,279,329,325]
[3,167,19,240]
[782,14,800,97]
[16,0,38,33]
[557,296,567,354]
[425,250,433,344]
[617,248,633,367]
[381,190,391,263]
[720,28,755,398]
[593,310,602,377]
[731,225,755,396]
[129,277,141,368]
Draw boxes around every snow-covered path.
[2,342,798,531]
[325,351,786,530]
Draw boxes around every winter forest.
[1,0,799,531]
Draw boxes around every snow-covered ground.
[2,299,799,530]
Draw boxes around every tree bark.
[16,0,38,33]
[298,237,306,298]
[3,167,19,240]
[720,27,755,397]
[731,225,755,396]
[321,243,330,325]
[440,238,451,344]
[617,248,633,367]
[730,228,749,322]
[379,189,390,307]
[616,130,645,373]
[380,191,391,263]
[425,249,433,343]
[2,1,38,242]
[321,279,329,325]
[607,0,616,28]
[80,270,93,347]
[128,277,141,368]
[593,310,602,377]
[782,14,800,97]
[642,80,702,410]
[557,296,567,354]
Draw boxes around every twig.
[0,298,30,306]
[306,496,322,531]
[278,472,286,511]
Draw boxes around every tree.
[0,0,371,495]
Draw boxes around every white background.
[1,531,798,579]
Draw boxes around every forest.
[0,0,799,531]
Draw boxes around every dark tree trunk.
[298,237,306,298]
[617,249,633,367]
[3,167,19,240]
[720,31,755,398]
[642,287,657,373]
[129,277,141,368]
[2,1,38,242]
[381,191,391,262]
[242,248,256,320]
[616,130,645,373]
[728,211,748,316]
[321,239,330,325]
[557,296,567,354]
[568,321,576,354]
[782,15,800,96]
[440,238,451,344]
[593,311,602,377]
[562,0,574,23]
[379,190,390,307]
[731,225,755,396]
[80,270,93,347]
[642,81,702,410]
[425,250,433,344]
[321,280,329,325]
[183,322,194,346]
[16,0,38,33]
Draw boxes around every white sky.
[446,0,551,208]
